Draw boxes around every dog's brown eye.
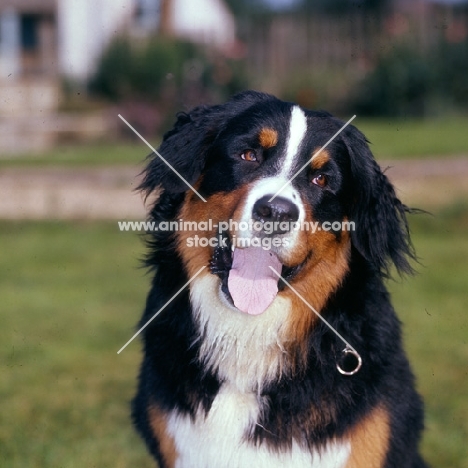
[240,150,257,162]
[312,174,328,187]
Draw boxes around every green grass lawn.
[1,209,467,467]
[357,117,468,160]
[0,142,145,167]
[390,205,468,468]
[0,116,467,167]
[0,222,152,468]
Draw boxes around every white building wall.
[170,0,235,48]
[0,0,235,82]
[58,0,135,81]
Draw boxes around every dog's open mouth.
[209,230,303,315]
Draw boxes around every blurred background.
[1,0,467,467]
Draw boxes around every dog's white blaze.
[235,177,305,258]
[233,105,308,256]
[191,274,291,393]
[167,383,351,468]
[238,177,304,228]
[281,105,308,178]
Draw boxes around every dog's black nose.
[253,196,299,234]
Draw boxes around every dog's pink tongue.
[228,246,282,315]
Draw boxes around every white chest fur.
[167,384,350,468]
[190,275,292,393]
[182,275,350,467]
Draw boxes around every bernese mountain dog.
[132,91,427,467]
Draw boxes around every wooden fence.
[242,6,468,82]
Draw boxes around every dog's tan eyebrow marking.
[258,128,278,149]
[310,149,330,169]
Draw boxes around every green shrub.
[89,37,135,101]
[350,37,468,117]
[89,36,247,135]
[351,45,435,117]
[435,38,468,106]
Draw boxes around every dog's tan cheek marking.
[281,205,351,365]
[310,148,330,170]
[259,128,278,149]
[345,406,390,468]
[148,404,178,468]
[176,185,249,277]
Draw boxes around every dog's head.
[140,91,414,358]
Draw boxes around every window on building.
[20,14,39,51]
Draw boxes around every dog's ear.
[139,105,219,196]
[341,124,416,276]
[139,91,276,196]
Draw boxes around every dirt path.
[0,158,467,219]
[381,157,468,208]
[0,166,145,219]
